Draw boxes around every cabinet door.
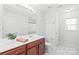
[27,46,38,55]
[39,43,45,55]
[0,45,26,55]
[20,52,26,55]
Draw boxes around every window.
[65,18,77,30]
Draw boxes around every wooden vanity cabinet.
[0,45,26,55]
[27,46,38,55]
[26,39,39,55]
[38,38,45,55]
[26,38,45,55]
[0,38,45,55]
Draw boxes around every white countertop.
[0,34,44,53]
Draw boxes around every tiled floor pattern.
[45,45,78,55]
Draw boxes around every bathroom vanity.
[27,38,45,55]
[0,36,45,55]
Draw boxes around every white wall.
[2,4,45,38]
[36,12,45,35]
[2,5,29,38]
[27,6,45,35]
[0,5,3,39]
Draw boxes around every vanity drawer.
[1,45,26,55]
[27,41,38,49]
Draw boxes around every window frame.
[65,18,77,30]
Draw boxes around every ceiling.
[22,4,79,14]
[27,4,52,13]
[21,4,61,14]
[4,4,79,15]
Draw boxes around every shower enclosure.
[45,4,79,55]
